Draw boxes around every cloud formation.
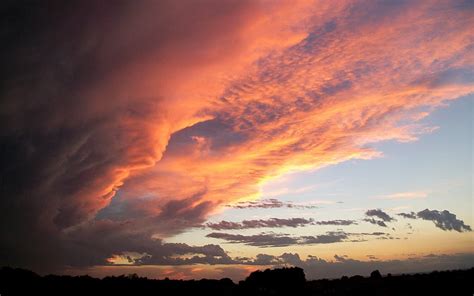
[315,220,358,226]
[363,209,396,227]
[226,199,318,210]
[205,218,358,230]
[206,218,314,230]
[206,231,349,247]
[1,0,473,273]
[206,231,388,247]
[398,209,472,232]
[365,209,395,222]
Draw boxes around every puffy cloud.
[1,0,473,273]
[365,209,395,222]
[398,212,418,219]
[363,209,396,227]
[398,209,472,232]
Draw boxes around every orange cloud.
[113,0,473,237]
[1,0,473,272]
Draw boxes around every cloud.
[398,212,418,219]
[206,231,388,247]
[206,232,299,247]
[376,191,428,200]
[226,199,318,210]
[398,209,472,232]
[204,218,358,230]
[363,218,388,228]
[1,0,473,273]
[363,209,395,227]
[206,218,314,230]
[365,209,395,222]
[315,220,357,226]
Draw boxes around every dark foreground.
[1,266,473,296]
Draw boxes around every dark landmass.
[0,266,473,296]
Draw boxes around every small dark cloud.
[363,209,395,227]
[206,232,298,247]
[333,254,349,262]
[363,218,388,227]
[398,212,417,219]
[366,255,378,260]
[398,209,471,232]
[315,220,357,226]
[365,209,395,222]
[228,199,317,210]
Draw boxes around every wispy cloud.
[205,218,357,230]
[226,199,318,210]
[207,231,388,247]
[206,218,314,230]
[376,191,428,200]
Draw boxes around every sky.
[0,0,473,281]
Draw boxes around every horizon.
[1,0,473,282]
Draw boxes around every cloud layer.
[0,0,473,273]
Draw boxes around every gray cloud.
[398,212,417,219]
[206,231,388,247]
[363,218,388,227]
[315,220,357,226]
[228,199,317,210]
[205,218,357,230]
[0,0,264,274]
[363,209,396,227]
[365,209,395,222]
[398,209,472,232]
[206,232,299,247]
[206,218,314,230]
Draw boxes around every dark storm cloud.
[398,209,472,232]
[0,0,267,273]
[1,0,473,277]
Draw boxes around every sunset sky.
[1,0,473,281]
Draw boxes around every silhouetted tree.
[1,266,473,296]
